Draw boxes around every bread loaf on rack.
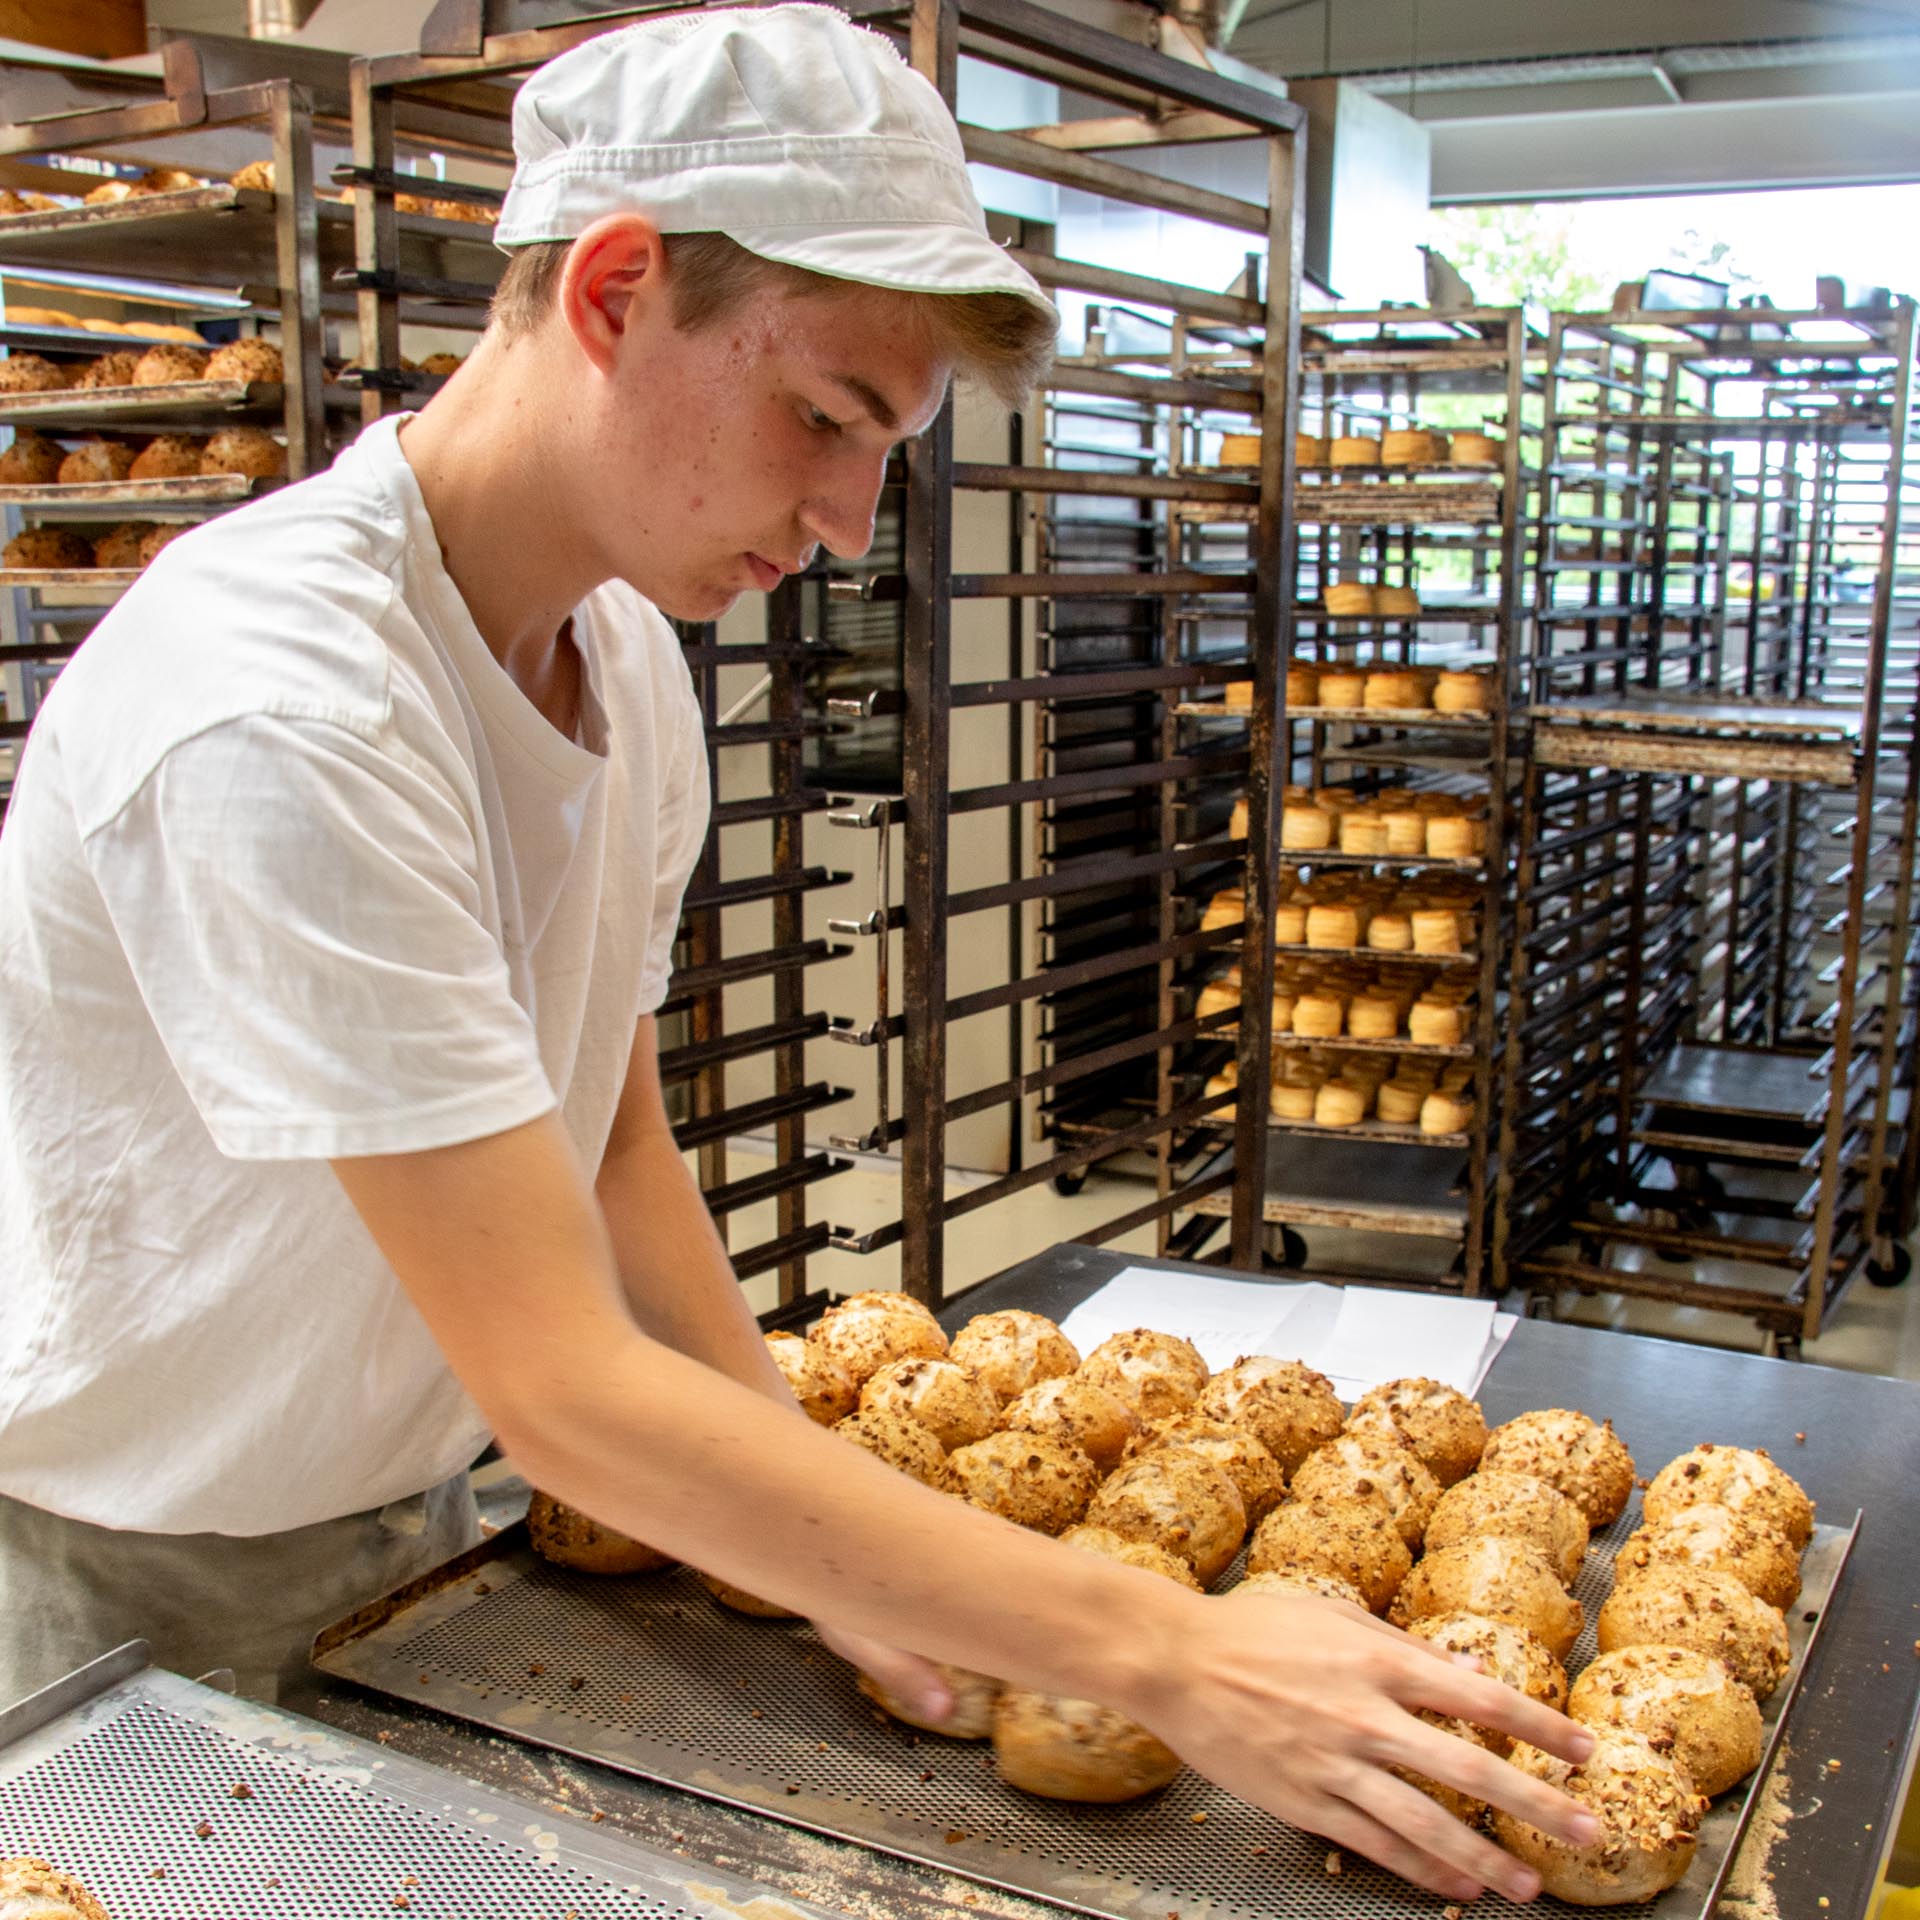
[1323,580,1375,617]
[1330,434,1381,468]
[1381,428,1441,467]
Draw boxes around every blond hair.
[489,231,1053,409]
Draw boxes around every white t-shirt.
[0,415,709,1536]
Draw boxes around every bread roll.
[1196,1355,1344,1475]
[765,1329,858,1426]
[831,1290,941,1325]
[0,354,70,394]
[77,350,141,389]
[859,1663,1000,1739]
[130,433,204,480]
[1381,810,1426,857]
[999,1374,1140,1472]
[1405,1611,1569,1741]
[1366,910,1412,952]
[1085,1452,1246,1585]
[1346,993,1399,1040]
[1570,1646,1763,1797]
[1411,909,1462,955]
[1290,1432,1440,1549]
[201,425,285,479]
[0,431,63,485]
[1363,670,1424,711]
[527,1489,673,1575]
[1424,1469,1589,1585]
[1291,990,1343,1039]
[810,1304,948,1389]
[1433,669,1491,713]
[131,344,209,385]
[1481,1407,1637,1527]
[56,438,134,485]
[1060,1523,1202,1590]
[1374,584,1421,617]
[1317,669,1366,707]
[1408,1001,1463,1048]
[1218,431,1260,467]
[1273,900,1308,944]
[1643,1443,1814,1549]
[1281,803,1332,851]
[1375,1080,1424,1125]
[948,1313,1082,1405]
[137,523,191,567]
[1195,979,1240,1022]
[1323,580,1375,617]
[1396,1710,1501,1825]
[1597,1568,1790,1701]
[1329,434,1380,468]
[700,1571,799,1618]
[992,1687,1181,1803]
[1285,664,1319,707]
[834,1406,954,1490]
[1451,430,1502,467]
[1382,427,1440,466]
[1200,888,1245,932]
[946,1432,1096,1532]
[1127,1415,1286,1525]
[92,521,157,570]
[206,337,284,384]
[1618,1503,1801,1610]
[1493,1731,1706,1907]
[1269,1080,1315,1120]
[1079,1328,1209,1422]
[1230,1565,1368,1610]
[231,159,276,192]
[861,1356,1000,1451]
[1248,1494,1411,1614]
[1424,815,1473,860]
[1389,1537,1584,1661]
[1419,1091,1471,1135]
[1338,814,1387,856]
[2,527,93,570]
[1304,905,1359,950]
[0,1859,110,1920]
[1314,1082,1366,1127]
[1293,431,1327,468]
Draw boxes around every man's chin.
[639,579,742,623]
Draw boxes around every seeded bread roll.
[699,1571,798,1618]
[809,1304,948,1389]
[999,1374,1139,1471]
[0,431,64,485]
[201,425,285,479]
[1569,1646,1762,1798]
[1345,1377,1487,1487]
[0,355,70,394]
[77,350,141,389]
[56,438,134,485]
[419,350,464,376]
[1195,1355,1344,1476]
[1078,1328,1209,1422]
[1424,1469,1589,1585]
[527,1489,673,1575]
[92,521,158,570]
[992,1687,1181,1803]
[1289,1432,1440,1550]
[1493,1730,1706,1906]
[947,1432,1098,1533]
[763,1329,858,1427]
[1643,1444,1814,1550]
[1061,1522,1201,1590]
[206,337,284,384]
[131,344,209,385]
[137,522,190,567]
[1389,1537,1583,1662]
[1618,1503,1801,1611]
[1247,1494,1410,1614]
[862,1356,999,1452]
[834,1406,954,1491]
[1404,1611,1569,1741]
[859,1663,1001,1738]
[3,527,93,570]
[1230,1565,1368,1610]
[1481,1407,1636,1527]
[1086,1453,1246,1585]
[1125,1414,1287,1525]
[1596,1568,1791,1701]
[130,433,204,480]
[0,1858,110,1920]
[831,1290,941,1325]
[948,1309,1079,1404]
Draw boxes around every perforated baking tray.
[0,1642,837,1920]
[313,1504,1858,1920]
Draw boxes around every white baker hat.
[495,2,1055,325]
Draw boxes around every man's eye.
[806,405,843,433]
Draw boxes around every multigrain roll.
[1569,1646,1763,1797]
[1230,1565,1370,1610]
[56,438,134,485]
[0,354,70,394]
[1126,1414,1287,1525]
[946,1432,1098,1533]
[859,1663,1000,1739]
[765,1330,858,1426]
[1085,1453,1246,1585]
[527,1489,673,1575]
[1346,1377,1487,1487]
[1247,1494,1411,1614]
[1289,1432,1440,1550]
[1388,1537,1583,1662]
[1597,1567,1791,1701]
[828,1290,941,1325]
[1481,1407,1636,1527]
[1404,1612,1569,1733]
[1618,1503,1801,1610]
[1424,1469,1589,1585]
[992,1687,1181,1803]
[834,1406,954,1491]
[809,1301,948,1389]
[2,526,92,570]
[1078,1328,1209,1422]
[948,1309,1078,1404]
[1643,1444,1814,1550]
[201,426,285,479]
[700,1571,798,1618]
[136,522,191,567]
[0,1859,111,1920]
[0,431,64,485]
[1397,1710,1500,1825]
[131,343,209,385]
[999,1374,1140,1472]
[77,350,141,389]
[1493,1731,1706,1907]
[91,521,158,571]
[206,336,284,384]
[861,1356,999,1452]
[1061,1523,1203,1591]
[1196,1355,1344,1476]
[130,433,204,480]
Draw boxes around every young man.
[0,6,1596,1900]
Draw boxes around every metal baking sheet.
[313,1501,1857,1920]
[0,379,281,426]
[0,1641,839,1920]
[0,474,272,506]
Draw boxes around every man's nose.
[800,453,887,561]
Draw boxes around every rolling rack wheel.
[1868,1239,1913,1289]
[1261,1226,1310,1271]
[1051,1169,1088,1198]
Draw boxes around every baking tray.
[0,1640,840,1920]
[0,474,273,507]
[313,1500,1858,1920]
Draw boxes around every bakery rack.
[1497,304,1920,1350]
[0,36,364,774]
[350,6,865,1320]
[1172,307,1536,1297]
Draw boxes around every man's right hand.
[1120,1587,1600,1905]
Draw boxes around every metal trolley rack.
[351,2,864,1321]
[1499,304,1920,1350]
[0,36,362,777]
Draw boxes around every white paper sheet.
[1058,1265,1519,1401]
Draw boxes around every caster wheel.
[1278,1227,1309,1270]
[1051,1170,1088,1198]
[1869,1241,1913,1289]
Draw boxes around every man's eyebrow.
[829,372,898,431]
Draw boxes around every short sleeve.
[83,712,559,1160]
[637,681,711,1013]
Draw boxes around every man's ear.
[556,215,671,374]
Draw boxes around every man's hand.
[1127,1589,1598,1905]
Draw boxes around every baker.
[0,6,1596,1900]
